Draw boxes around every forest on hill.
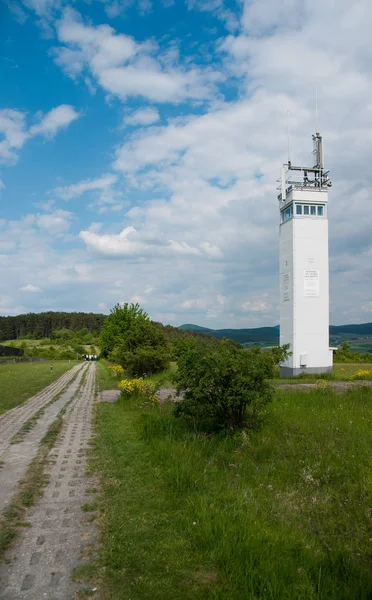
[0,312,106,341]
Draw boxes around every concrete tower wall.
[279,188,333,377]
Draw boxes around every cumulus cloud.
[52,174,117,200]
[36,209,74,234]
[0,104,80,165]
[53,8,221,103]
[29,105,80,138]
[79,225,216,258]
[19,284,42,292]
[50,173,126,213]
[124,107,160,126]
[0,109,29,164]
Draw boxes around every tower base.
[280,366,333,378]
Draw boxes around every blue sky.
[1,0,371,327]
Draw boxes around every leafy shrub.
[112,346,169,377]
[107,365,125,377]
[56,349,75,360]
[174,341,289,432]
[100,303,148,357]
[50,328,73,341]
[118,378,158,405]
[334,342,372,364]
[102,303,170,375]
[351,369,372,380]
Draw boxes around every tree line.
[0,312,107,341]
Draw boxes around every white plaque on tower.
[304,269,319,297]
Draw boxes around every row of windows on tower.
[281,204,325,223]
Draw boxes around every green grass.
[96,360,177,392]
[146,361,178,388]
[274,363,372,384]
[93,384,372,599]
[0,360,77,414]
[93,398,217,599]
[96,359,120,391]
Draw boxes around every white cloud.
[29,105,80,138]
[50,173,126,213]
[19,284,42,293]
[0,105,80,165]
[36,209,74,234]
[53,8,221,103]
[0,109,29,164]
[79,225,212,258]
[241,299,271,313]
[124,107,160,126]
[20,0,60,17]
[186,0,240,32]
[97,0,153,18]
[52,174,117,200]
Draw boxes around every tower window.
[304,205,309,215]
[281,204,293,222]
[317,205,324,216]
[296,204,302,215]
[310,206,316,215]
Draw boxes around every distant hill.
[180,324,213,333]
[179,324,280,346]
[329,323,372,335]
[179,322,372,350]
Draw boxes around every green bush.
[334,342,372,363]
[174,341,289,432]
[102,303,170,375]
[100,303,149,357]
[50,328,73,341]
[115,346,170,377]
[56,349,75,360]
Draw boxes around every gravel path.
[0,362,98,599]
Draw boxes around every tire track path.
[0,364,88,513]
[0,364,85,457]
[0,363,98,600]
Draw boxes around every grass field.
[96,359,177,392]
[0,361,78,414]
[93,362,372,599]
[2,339,99,358]
[274,362,372,384]
[96,359,120,391]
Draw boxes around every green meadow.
[93,364,372,600]
[0,361,77,414]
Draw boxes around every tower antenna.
[315,83,319,134]
[287,110,291,164]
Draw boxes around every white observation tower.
[278,132,333,377]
